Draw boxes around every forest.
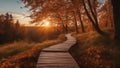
[0,0,120,68]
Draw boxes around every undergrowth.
[0,34,66,68]
[70,30,120,68]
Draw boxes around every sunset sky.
[0,0,32,26]
[0,0,106,26]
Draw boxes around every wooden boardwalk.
[36,34,79,68]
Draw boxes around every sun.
[42,20,50,27]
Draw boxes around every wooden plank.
[38,53,75,63]
[36,34,79,68]
[37,64,79,68]
[39,52,70,57]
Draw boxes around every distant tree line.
[0,13,26,44]
[0,13,61,44]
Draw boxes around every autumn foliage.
[0,13,26,44]
[70,30,120,68]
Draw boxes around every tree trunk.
[111,0,120,40]
[57,13,66,33]
[73,11,79,33]
[94,24,105,35]
[77,8,85,32]
[65,24,68,33]
[82,0,105,35]
[61,20,66,33]
[65,13,69,33]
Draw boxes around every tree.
[71,0,85,33]
[81,0,105,35]
[98,0,113,28]
[0,13,26,44]
[111,0,120,40]
[106,0,113,27]
[21,0,71,33]
[72,11,79,33]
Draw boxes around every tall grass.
[0,34,66,68]
[0,42,34,59]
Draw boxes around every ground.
[0,34,66,68]
[70,29,120,68]
[1,29,120,68]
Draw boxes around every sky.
[0,0,32,26]
[0,0,106,26]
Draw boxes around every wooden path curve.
[36,34,79,68]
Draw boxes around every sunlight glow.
[42,20,50,27]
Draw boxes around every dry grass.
[70,29,120,68]
[0,34,66,68]
[0,42,34,59]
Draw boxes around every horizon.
[0,0,33,26]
